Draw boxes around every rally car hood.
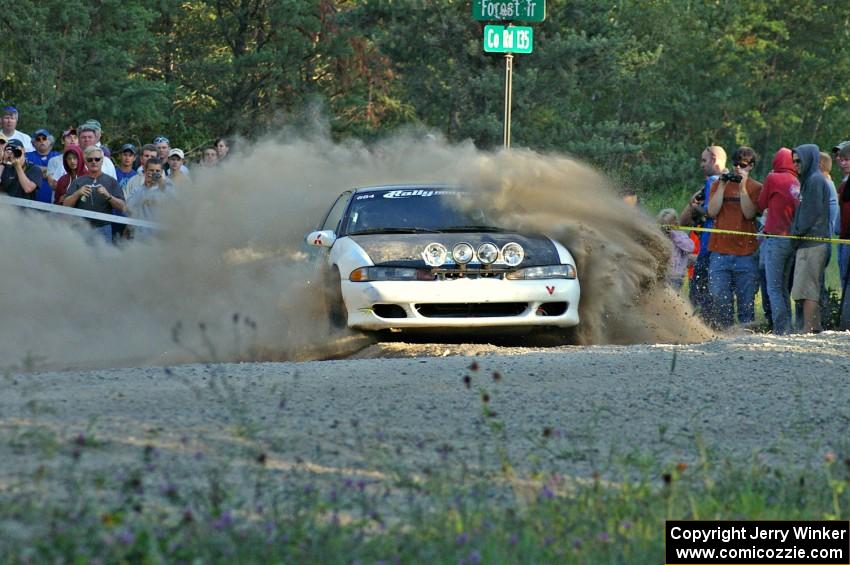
[348,233,560,267]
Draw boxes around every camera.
[721,172,742,183]
[11,148,22,158]
[151,171,162,181]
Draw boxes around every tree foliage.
[1,0,848,191]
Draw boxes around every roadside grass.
[2,355,849,563]
[2,452,848,564]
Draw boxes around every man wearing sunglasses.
[78,123,117,180]
[706,146,763,328]
[26,128,60,203]
[788,144,832,333]
[0,139,41,200]
[63,146,126,243]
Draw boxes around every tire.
[522,326,579,347]
[325,267,348,330]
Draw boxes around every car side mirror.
[306,230,336,248]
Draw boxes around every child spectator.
[658,208,695,290]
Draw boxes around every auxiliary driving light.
[477,242,499,264]
[423,242,448,267]
[452,242,475,264]
[501,242,524,267]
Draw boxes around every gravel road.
[2,332,849,497]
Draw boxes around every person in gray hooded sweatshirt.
[789,144,832,333]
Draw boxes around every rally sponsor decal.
[381,189,466,199]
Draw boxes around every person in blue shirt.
[679,145,727,325]
[26,128,60,203]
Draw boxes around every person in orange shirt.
[706,147,763,328]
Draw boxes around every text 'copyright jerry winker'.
[665,521,850,564]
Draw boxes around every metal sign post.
[503,53,513,149]
[477,2,543,150]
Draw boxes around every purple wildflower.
[118,529,135,546]
[456,532,469,546]
[160,482,178,500]
[508,533,519,546]
[598,531,610,543]
[467,549,481,564]
[540,485,555,500]
[212,511,234,530]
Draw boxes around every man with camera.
[126,157,174,240]
[63,146,126,243]
[706,146,763,328]
[0,139,42,200]
[78,123,117,180]
[679,145,726,322]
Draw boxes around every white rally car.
[305,185,580,333]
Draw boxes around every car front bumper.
[341,277,580,330]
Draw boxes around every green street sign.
[483,25,533,54]
[473,0,546,22]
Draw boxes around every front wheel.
[325,268,348,330]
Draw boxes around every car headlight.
[452,243,474,264]
[422,242,448,267]
[505,265,577,280]
[477,243,499,265]
[501,242,524,267]
[349,267,435,282]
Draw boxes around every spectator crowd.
[656,141,850,333]
[0,105,230,242]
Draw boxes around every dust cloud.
[0,135,711,370]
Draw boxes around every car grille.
[414,302,528,318]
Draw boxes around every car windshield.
[342,188,501,235]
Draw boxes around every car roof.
[351,183,455,194]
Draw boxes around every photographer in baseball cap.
[0,138,42,200]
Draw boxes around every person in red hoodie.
[757,147,801,334]
[53,145,86,204]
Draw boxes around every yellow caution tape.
[665,225,850,245]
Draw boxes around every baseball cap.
[832,141,850,154]
[7,139,24,149]
[120,143,137,154]
[168,148,184,160]
[2,106,18,115]
[62,127,77,138]
[33,128,51,138]
[153,135,170,144]
[84,119,102,130]
[78,122,99,133]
